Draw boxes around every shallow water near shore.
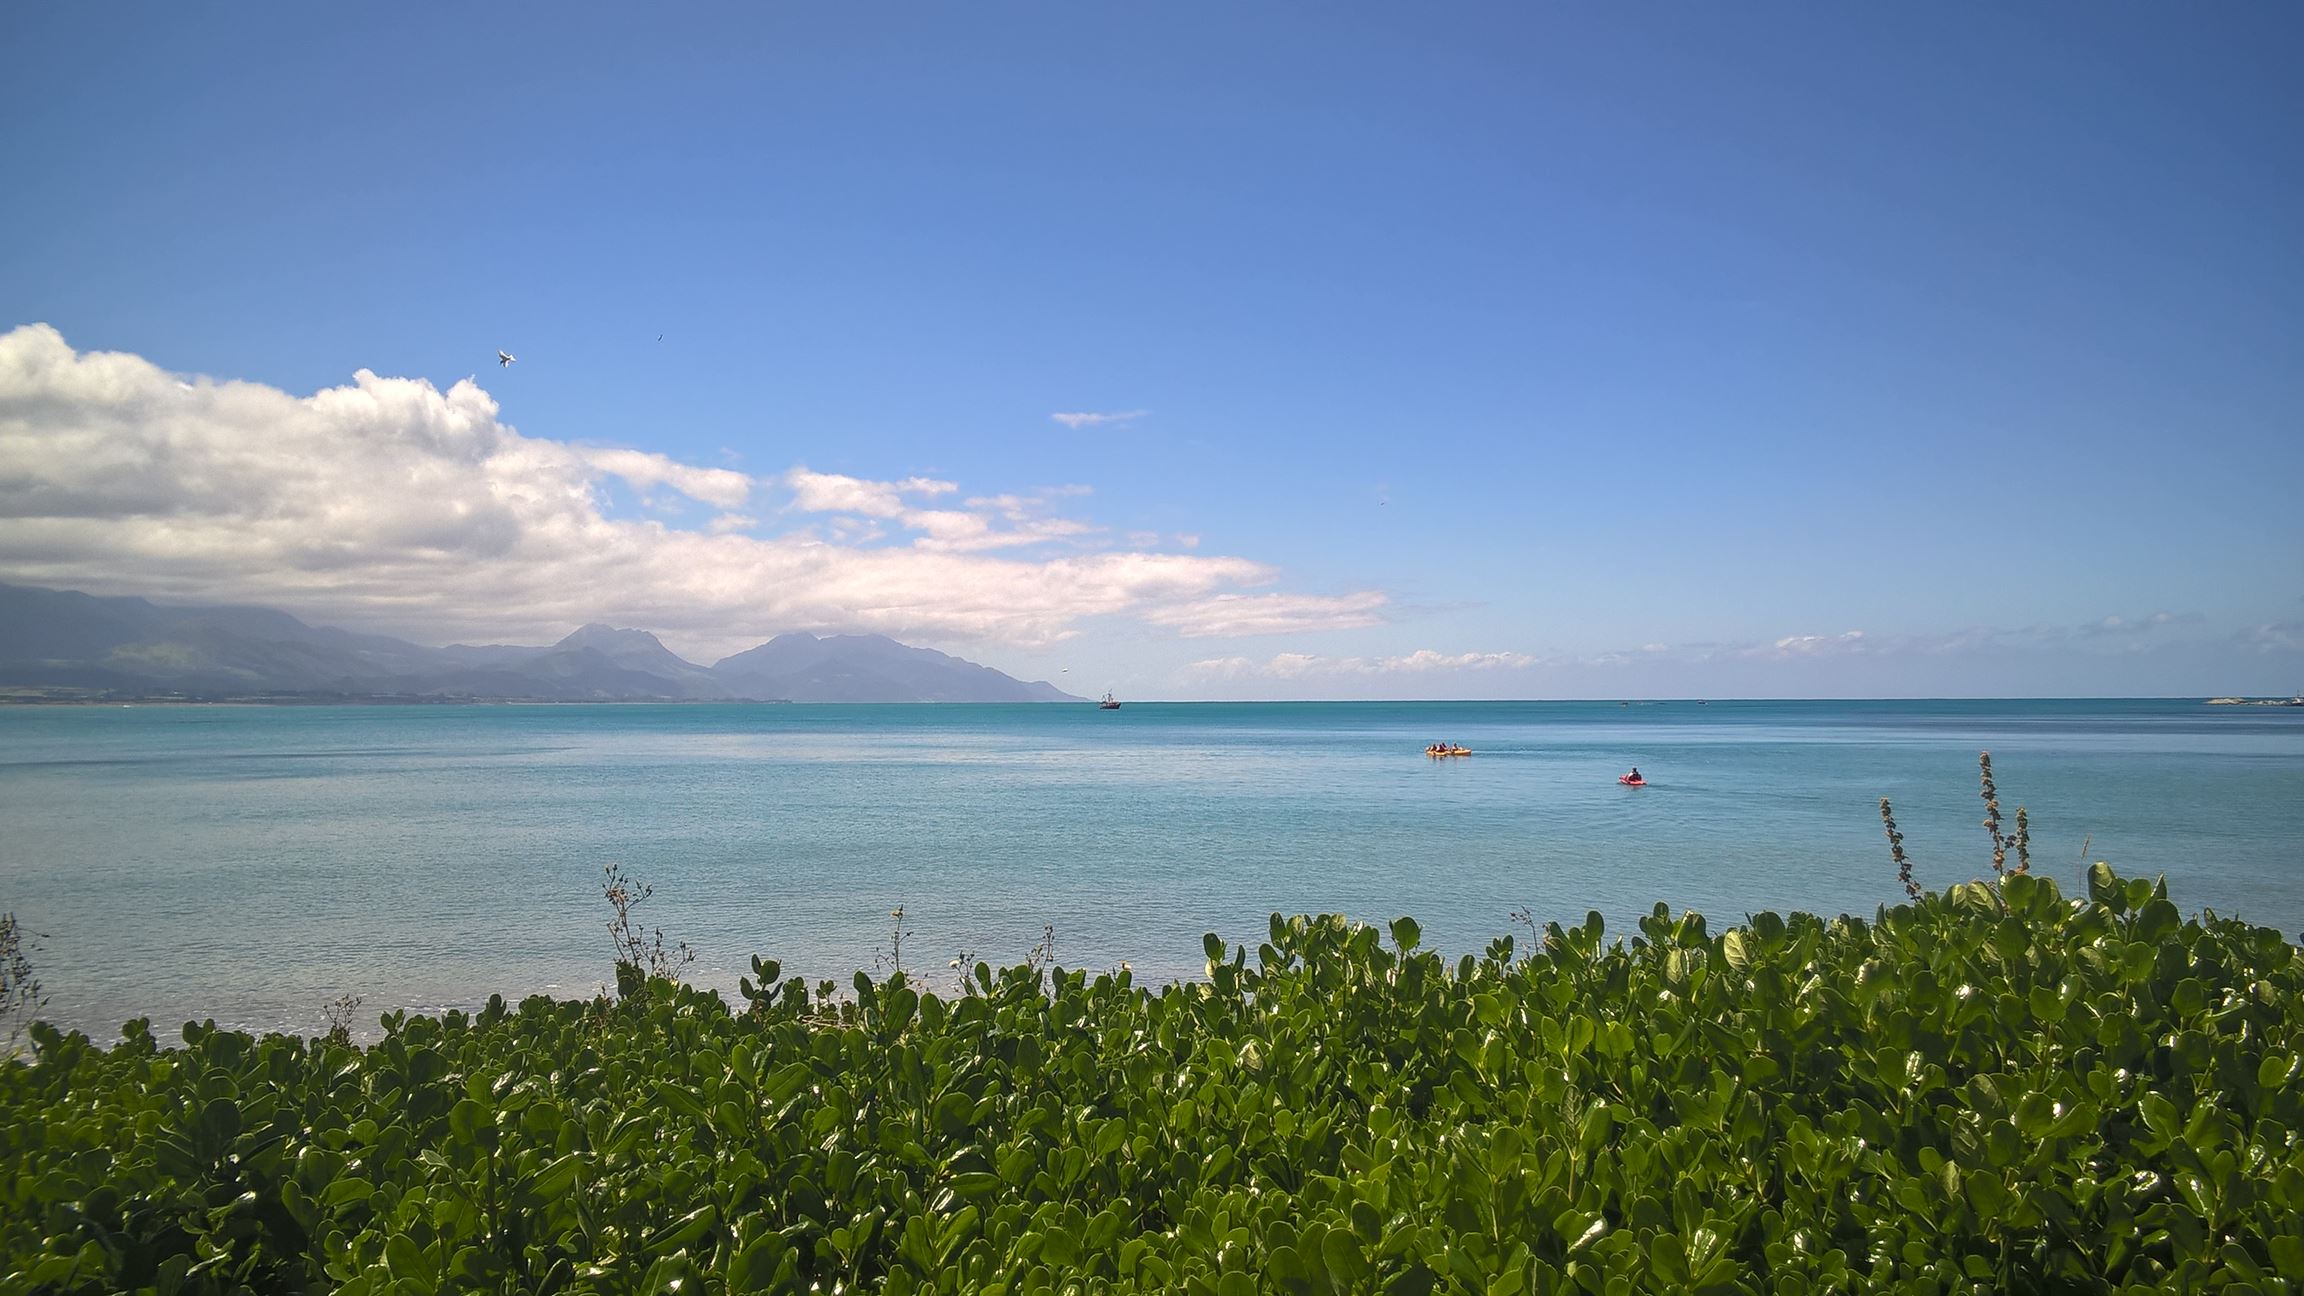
[4,698,2300,1039]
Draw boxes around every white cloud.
[1184,655,1256,680]
[2240,622,2304,652]
[1050,410,1149,429]
[1266,652,1328,679]
[2080,609,2203,638]
[1759,630,1866,657]
[784,468,956,518]
[790,473,1104,552]
[904,509,1096,554]
[963,488,1091,517]
[582,448,752,510]
[1187,614,2284,697]
[965,493,1035,519]
[1557,613,2231,670]
[821,517,887,545]
[1143,591,1389,638]
[0,325,1318,659]
[1376,649,1537,672]
[1186,648,1536,679]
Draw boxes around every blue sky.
[2,4,2299,696]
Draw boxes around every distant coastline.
[14,691,2304,707]
[0,688,793,707]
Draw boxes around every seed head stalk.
[1979,752,2007,876]
[1880,797,1920,901]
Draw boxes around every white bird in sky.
[497,350,517,367]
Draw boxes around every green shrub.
[4,864,2301,1294]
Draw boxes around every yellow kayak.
[1425,747,1473,757]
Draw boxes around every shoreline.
[6,692,2294,708]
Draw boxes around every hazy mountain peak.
[557,623,669,650]
[712,629,1080,702]
[0,581,1085,703]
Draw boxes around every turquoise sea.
[3,699,2300,1039]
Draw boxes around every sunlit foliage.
[4,865,2301,1293]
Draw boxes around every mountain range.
[0,582,1084,703]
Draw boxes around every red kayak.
[1619,775,1647,787]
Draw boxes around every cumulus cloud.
[1050,410,1148,430]
[0,325,1330,658]
[1144,591,1389,638]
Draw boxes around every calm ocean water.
[3,699,2300,1039]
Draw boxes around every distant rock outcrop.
[0,582,1086,703]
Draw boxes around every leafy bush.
[4,865,2302,1294]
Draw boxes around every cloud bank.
[0,325,1381,658]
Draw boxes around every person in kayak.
[1626,767,1641,782]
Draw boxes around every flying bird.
[498,350,516,367]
